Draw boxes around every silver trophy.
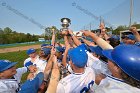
[60,18,71,31]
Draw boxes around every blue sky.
[0,0,140,35]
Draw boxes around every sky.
[0,0,140,35]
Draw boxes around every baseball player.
[81,30,140,92]
[120,27,140,47]
[39,47,51,61]
[94,45,140,93]
[56,45,95,93]
[67,29,112,76]
[0,60,36,93]
[18,72,44,93]
[24,48,47,75]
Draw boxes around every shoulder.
[85,67,95,75]
[96,77,140,92]
[37,59,47,66]
[24,58,31,63]
[86,52,101,66]
[58,74,75,86]
[0,81,9,92]
[0,79,18,92]
[0,80,7,88]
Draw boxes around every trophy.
[60,18,71,31]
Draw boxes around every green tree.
[0,28,3,34]
[3,27,12,34]
[0,27,41,44]
[112,25,128,35]
[132,23,140,29]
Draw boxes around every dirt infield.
[0,45,41,53]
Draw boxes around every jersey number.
[80,80,94,93]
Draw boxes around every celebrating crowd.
[0,23,140,93]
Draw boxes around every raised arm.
[99,22,110,41]
[102,29,110,41]
[46,55,60,93]
[68,29,82,46]
[130,26,140,42]
[82,31,113,49]
[81,38,96,46]
[51,29,56,46]
[44,47,56,81]
[60,31,71,67]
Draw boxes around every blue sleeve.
[24,61,33,67]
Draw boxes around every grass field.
[0,40,64,82]
[0,50,30,82]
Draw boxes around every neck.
[112,73,122,80]
[31,55,38,62]
[0,76,14,79]
[73,66,85,74]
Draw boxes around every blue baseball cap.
[102,49,114,61]
[26,48,36,55]
[77,43,88,51]
[41,44,50,47]
[56,47,65,53]
[126,34,135,40]
[0,60,17,72]
[41,47,51,55]
[89,46,103,56]
[68,44,88,68]
[19,72,44,93]
[111,35,120,40]
[102,45,140,81]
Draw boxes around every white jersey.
[56,67,95,93]
[94,75,140,93]
[0,67,27,93]
[24,56,47,75]
[86,51,111,75]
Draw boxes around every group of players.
[0,23,140,93]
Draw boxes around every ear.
[114,65,121,74]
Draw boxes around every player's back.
[56,67,95,93]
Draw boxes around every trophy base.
[60,28,71,36]
[60,28,68,32]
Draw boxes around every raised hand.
[68,29,74,35]
[99,22,105,30]
[27,73,34,80]
[81,30,92,37]
[101,29,106,35]
[130,27,137,34]
[28,65,37,73]
[51,47,56,55]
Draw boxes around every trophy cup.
[60,18,71,32]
